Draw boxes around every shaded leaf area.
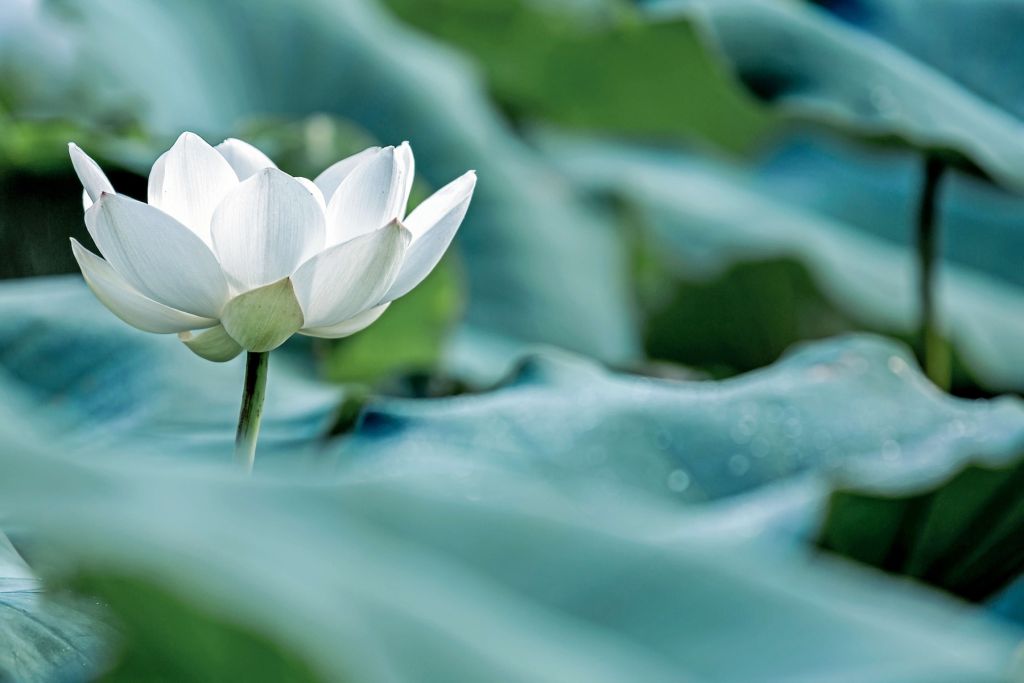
[0,533,102,683]
[77,576,324,683]
[537,132,1024,391]
[0,167,92,279]
[382,0,772,151]
[0,433,1021,682]
[649,0,1024,191]
[3,0,640,379]
[0,116,150,280]
[820,454,1024,602]
[0,277,342,463]
[640,255,860,378]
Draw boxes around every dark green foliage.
[821,454,1024,601]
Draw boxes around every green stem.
[916,156,949,390]
[235,351,269,473]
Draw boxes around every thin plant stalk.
[916,156,949,390]
[235,351,270,473]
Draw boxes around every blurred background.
[2,1,1024,681]
[4,0,1024,396]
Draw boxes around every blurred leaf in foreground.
[2,425,1021,682]
[1,272,1023,678]
[0,532,101,682]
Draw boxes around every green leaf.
[382,0,773,151]
[640,254,859,377]
[820,452,1024,602]
[78,575,322,683]
[653,0,1024,190]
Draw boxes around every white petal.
[147,150,168,206]
[210,168,326,292]
[313,146,381,203]
[71,238,216,334]
[68,143,114,206]
[179,325,243,362]
[221,278,304,352]
[216,138,277,180]
[295,177,327,215]
[395,140,415,214]
[148,132,239,243]
[383,171,476,301]
[324,146,408,246]
[300,303,391,339]
[291,221,410,328]
[85,193,230,318]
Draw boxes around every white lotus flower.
[68,132,476,363]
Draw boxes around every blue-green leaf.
[651,0,1024,190]
[0,532,102,682]
[537,132,1024,390]
[0,276,342,464]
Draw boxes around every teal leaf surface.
[0,532,102,682]
[342,335,1024,508]
[0,425,1021,682]
[537,132,1024,391]
[0,276,342,464]
[814,0,1024,119]
[651,0,1024,190]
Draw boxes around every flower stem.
[916,156,949,390]
[235,351,269,473]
